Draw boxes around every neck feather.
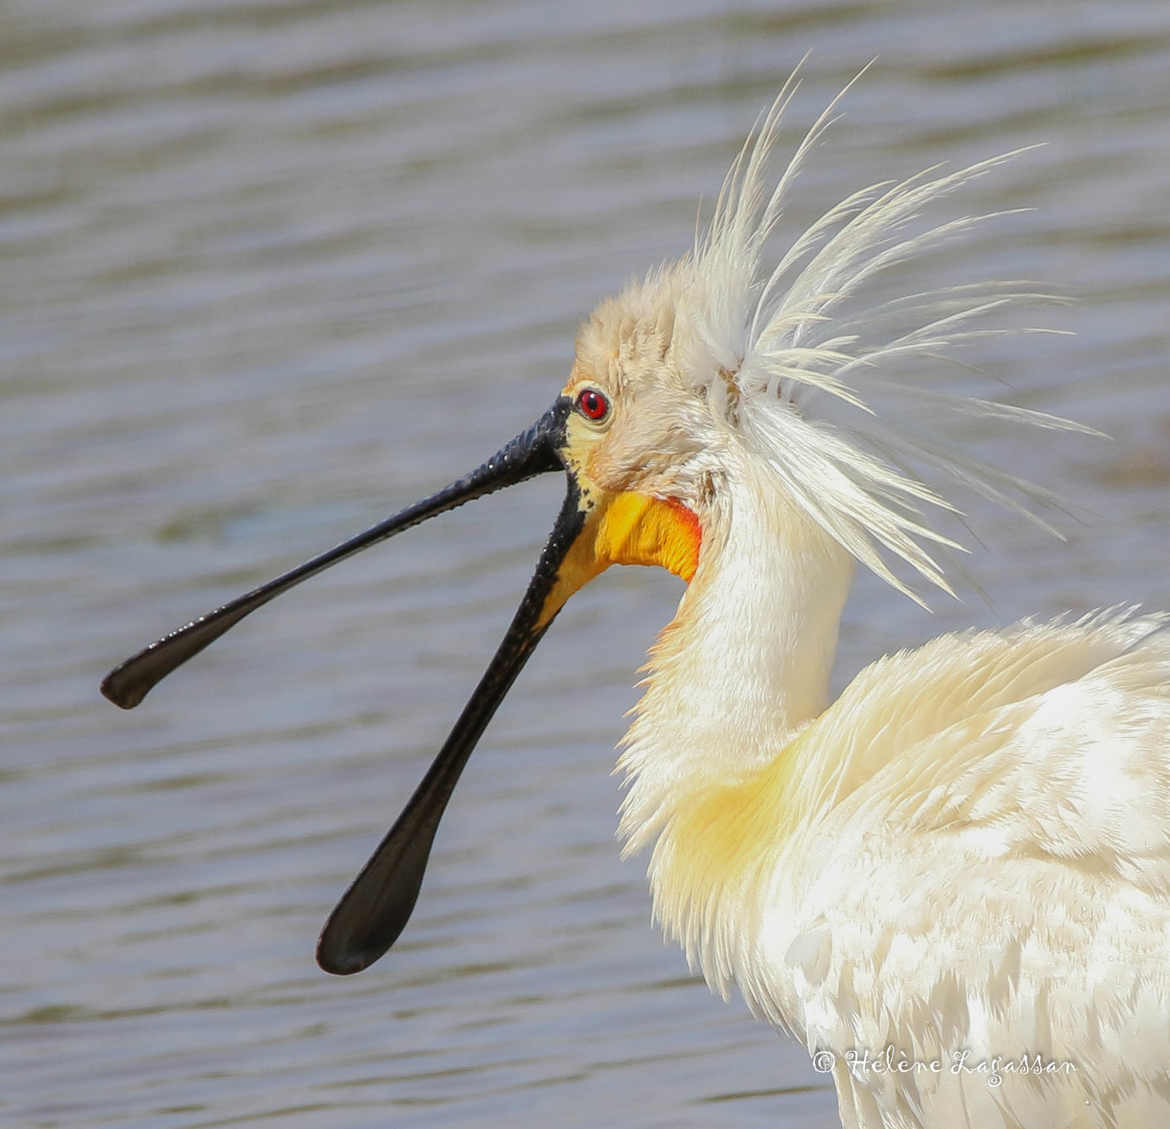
[615,467,853,992]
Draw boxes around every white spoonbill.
[103,76,1170,1129]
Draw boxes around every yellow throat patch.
[538,492,701,627]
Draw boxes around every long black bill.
[316,482,584,973]
[100,400,571,710]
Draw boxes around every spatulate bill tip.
[315,937,377,976]
[100,668,146,709]
[316,913,405,975]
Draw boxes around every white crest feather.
[667,64,1100,603]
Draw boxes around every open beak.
[101,396,586,973]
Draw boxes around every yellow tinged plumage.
[653,725,804,923]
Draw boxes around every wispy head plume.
[668,62,1099,603]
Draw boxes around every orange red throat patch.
[538,492,701,627]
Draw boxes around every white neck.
[614,466,853,989]
[617,466,854,852]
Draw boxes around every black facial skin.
[101,396,583,972]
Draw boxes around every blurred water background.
[3,1,1169,1126]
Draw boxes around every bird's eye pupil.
[577,389,609,421]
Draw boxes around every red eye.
[576,388,610,422]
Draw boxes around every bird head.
[536,282,722,620]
